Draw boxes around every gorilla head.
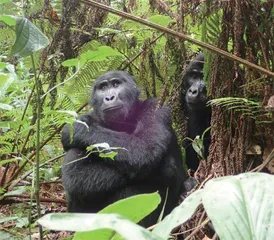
[182,53,207,110]
[90,71,141,126]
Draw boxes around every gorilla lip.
[103,105,123,112]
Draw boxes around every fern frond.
[208,97,264,119]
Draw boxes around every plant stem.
[31,54,43,238]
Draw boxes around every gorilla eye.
[112,79,121,88]
[99,83,107,91]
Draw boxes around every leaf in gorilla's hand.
[99,151,117,160]
[87,143,125,160]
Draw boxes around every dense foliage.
[0,0,273,239]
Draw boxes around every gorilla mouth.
[103,105,123,112]
[187,99,205,105]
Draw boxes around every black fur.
[61,71,187,226]
[181,54,211,171]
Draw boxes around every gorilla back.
[61,71,187,226]
[181,54,211,171]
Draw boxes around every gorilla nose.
[105,95,116,102]
[188,86,199,97]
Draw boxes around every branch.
[80,0,274,78]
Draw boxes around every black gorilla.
[61,71,187,226]
[181,53,211,171]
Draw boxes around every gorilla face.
[91,71,141,125]
[182,53,208,110]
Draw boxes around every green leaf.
[61,58,80,67]
[0,216,18,224]
[0,62,8,69]
[94,27,121,34]
[75,192,161,239]
[0,158,19,167]
[101,192,161,220]
[0,103,13,110]
[203,173,274,240]
[99,151,117,160]
[153,189,203,239]
[0,0,9,4]
[148,15,172,27]
[38,213,163,240]
[0,15,15,25]
[87,143,125,160]
[11,17,49,57]
[81,46,123,62]
[192,135,204,158]
[0,73,9,87]
[4,186,26,196]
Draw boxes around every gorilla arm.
[61,100,173,178]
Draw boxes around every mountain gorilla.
[61,71,187,226]
[181,53,211,171]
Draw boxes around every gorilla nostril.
[105,95,115,101]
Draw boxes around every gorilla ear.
[89,86,97,106]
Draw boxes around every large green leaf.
[154,173,274,240]
[61,46,123,67]
[38,213,163,240]
[147,15,173,27]
[11,17,49,57]
[81,46,123,62]
[203,173,274,240]
[0,15,15,26]
[153,189,203,239]
[75,192,161,239]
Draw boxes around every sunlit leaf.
[0,15,15,25]
[61,58,79,67]
[0,62,8,69]
[203,173,274,240]
[0,103,13,110]
[75,193,161,239]
[11,17,49,57]
[0,158,19,167]
[153,190,203,239]
[99,151,117,160]
[148,15,172,27]
[38,213,163,240]
[82,46,123,62]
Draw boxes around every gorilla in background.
[61,71,187,227]
[181,53,211,171]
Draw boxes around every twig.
[1,194,66,204]
[251,148,274,172]
[184,218,210,240]
[120,33,165,70]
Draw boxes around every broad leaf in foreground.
[154,172,274,240]
[203,173,274,240]
[38,213,163,240]
[75,192,161,240]
[153,189,203,239]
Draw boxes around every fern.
[208,97,267,120]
